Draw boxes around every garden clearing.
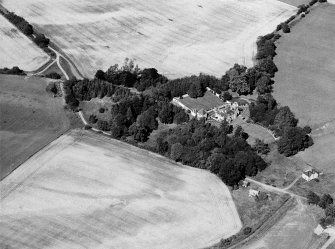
[0,15,49,71]
[0,74,71,180]
[0,129,242,249]
[1,0,296,79]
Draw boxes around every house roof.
[303,169,319,177]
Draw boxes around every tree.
[174,111,189,124]
[95,70,106,80]
[170,143,184,161]
[222,91,232,101]
[256,58,278,77]
[254,139,270,154]
[307,191,320,205]
[282,23,290,33]
[325,205,335,218]
[274,106,298,130]
[218,158,243,186]
[136,109,158,131]
[159,103,174,124]
[229,74,250,95]
[256,74,272,94]
[278,127,313,156]
[319,194,334,209]
[206,153,226,174]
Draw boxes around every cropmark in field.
[0,15,49,71]
[2,0,296,78]
[0,130,242,249]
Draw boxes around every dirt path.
[245,177,304,199]
[320,228,335,249]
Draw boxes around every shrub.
[45,72,61,79]
[282,23,290,33]
[99,107,105,113]
[88,114,98,124]
[325,205,335,218]
[84,125,92,130]
[243,227,252,235]
[307,191,320,205]
[46,83,58,95]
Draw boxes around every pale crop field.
[0,15,49,71]
[2,0,295,79]
[0,130,242,249]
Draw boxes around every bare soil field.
[272,4,335,191]
[2,0,295,79]
[0,74,71,179]
[0,15,49,71]
[243,200,325,249]
[0,129,242,249]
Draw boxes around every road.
[320,227,335,249]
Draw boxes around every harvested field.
[277,0,310,6]
[2,0,296,78]
[0,129,242,249]
[0,74,70,179]
[0,15,49,71]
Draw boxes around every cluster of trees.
[0,66,25,75]
[63,77,132,109]
[45,72,61,79]
[94,59,168,91]
[5,12,33,36]
[307,191,334,228]
[249,94,313,156]
[33,34,50,48]
[89,97,188,142]
[155,119,267,186]
[4,11,50,49]
[94,60,276,100]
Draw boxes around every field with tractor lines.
[0,15,49,71]
[1,0,296,78]
[0,129,242,249]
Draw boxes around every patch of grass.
[80,97,116,121]
[253,144,304,188]
[41,61,65,79]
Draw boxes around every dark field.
[0,74,71,179]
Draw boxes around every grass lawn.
[272,4,335,196]
[232,185,289,229]
[252,144,308,188]
[80,97,116,121]
[0,74,74,179]
[273,4,335,128]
